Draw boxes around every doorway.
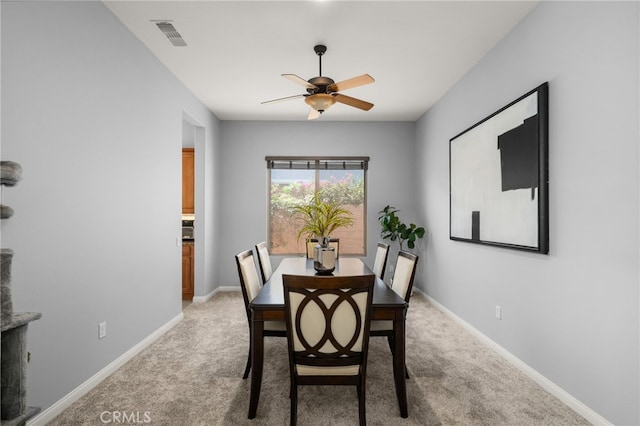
[181,112,204,309]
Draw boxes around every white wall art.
[450,83,549,253]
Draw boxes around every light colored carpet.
[50,291,589,425]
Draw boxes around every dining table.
[248,256,409,419]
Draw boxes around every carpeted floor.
[50,291,589,425]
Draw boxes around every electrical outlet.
[495,305,502,320]
[98,322,107,339]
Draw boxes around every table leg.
[393,312,409,418]
[248,317,264,419]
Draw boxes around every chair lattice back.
[283,274,374,368]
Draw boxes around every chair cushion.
[392,256,414,300]
[369,320,393,331]
[296,364,360,376]
[239,255,262,301]
[257,245,272,282]
[372,244,388,278]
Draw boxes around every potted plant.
[378,205,425,251]
[292,192,354,273]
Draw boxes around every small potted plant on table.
[292,192,354,274]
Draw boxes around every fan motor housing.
[307,76,335,94]
[314,44,327,56]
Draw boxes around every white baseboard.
[27,312,184,426]
[192,286,239,304]
[415,289,611,426]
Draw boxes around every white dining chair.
[370,250,418,378]
[254,241,273,285]
[283,273,375,426]
[372,242,390,280]
[235,249,286,379]
[305,238,339,259]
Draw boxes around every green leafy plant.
[292,192,354,244]
[378,205,425,250]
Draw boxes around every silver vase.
[313,244,335,275]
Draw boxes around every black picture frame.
[449,83,549,254]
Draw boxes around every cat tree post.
[1,162,41,425]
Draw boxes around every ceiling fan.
[261,44,375,120]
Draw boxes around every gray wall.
[219,121,417,288]
[2,1,637,424]
[1,1,220,410]
[415,2,639,424]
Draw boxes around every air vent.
[153,21,187,47]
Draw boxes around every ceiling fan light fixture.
[305,94,336,113]
[262,44,374,118]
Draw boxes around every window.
[267,156,368,256]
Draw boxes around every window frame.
[266,156,369,256]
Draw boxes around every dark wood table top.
[251,257,406,311]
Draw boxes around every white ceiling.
[104,1,538,122]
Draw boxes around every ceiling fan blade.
[307,108,321,120]
[333,94,374,111]
[282,74,318,90]
[327,74,375,93]
[261,94,305,105]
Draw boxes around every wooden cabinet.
[182,148,194,214]
[182,243,194,300]
[182,149,195,300]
